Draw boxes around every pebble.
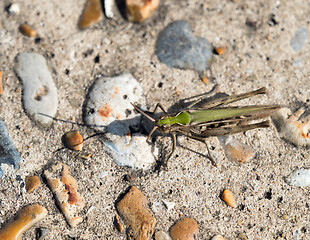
[286,168,310,187]
[7,3,20,15]
[218,136,254,163]
[290,27,307,51]
[104,0,115,18]
[272,108,310,146]
[155,230,172,240]
[19,24,37,38]
[0,119,21,178]
[211,235,226,240]
[14,52,58,126]
[105,133,158,170]
[25,175,41,193]
[169,217,199,240]
[44,161,85,227]
[126,0,160,22]
[36,227,49,240]
[116,186,156,240]
[84,73,144,134]
[114,215,123,233]
[215,46,226,55]
[78,0,103,29]
[84,73,158,170]
[162,199,176,211]
[63,130,83,151]
[0,204,47,239]
[221,189,237,208]
[156,21,212,75]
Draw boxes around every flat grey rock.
[156,20,212,74]
[0,119,21,178]
[14,52,58,126]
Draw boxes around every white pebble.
[162,199,176,211]
[286,168,310,187]
[8,3,20,15]
[104,0,115,18]
[155,231,172,240]
[105,133,158,170]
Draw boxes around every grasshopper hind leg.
[176,130,217,166]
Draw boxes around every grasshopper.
[131,87,280,166]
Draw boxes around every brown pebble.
[169,217,198,240]
[64,130,83,151]
[221,189,237,208]
[0,71,3,95]
[114,215,123,233]
[25,175,41,193]
[78,0,103,29]
[0,204,47,240]
[19,24,36,37]
[126,0,160,22]
[215,46,226,55]
[116,186,156,239]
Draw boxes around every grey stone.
[14,52,58,126]
[290,27,307,52]
[156,20,212,74]
[0,119,21,178]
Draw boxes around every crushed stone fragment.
[44,161,85,227]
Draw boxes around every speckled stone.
[169,217,199,240]
[116,186,156,240]
[84,73,158,170]
[0,119,21,178]
[14,52,58,126]
[156,21,212,75]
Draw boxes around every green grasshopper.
[131,87,280,166]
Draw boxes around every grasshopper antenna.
[130,103,156,122]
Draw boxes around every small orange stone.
[19,24,36,37]
[215,46,226,55]
[25,175,41,193]
[64,130,83,151]
[221,189,237,208]
[201,76,209,84]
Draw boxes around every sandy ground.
[0,0,309,239]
